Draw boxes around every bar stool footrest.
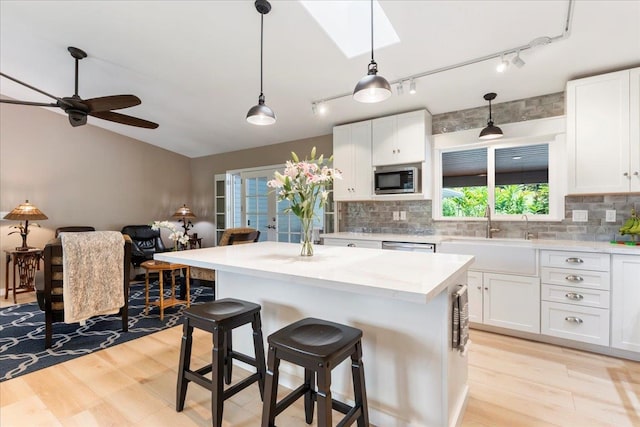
[223,372,261,400]
[273,384,310,417]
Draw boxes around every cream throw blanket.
[61,231,125,324]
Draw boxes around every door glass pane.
[441,148,488,217]
[494,144,549,215]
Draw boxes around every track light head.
[512,51,525,68]
[409,79,416,95]
[496,54,509,73]
[396,82,404,96]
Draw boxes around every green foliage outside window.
[442,184,549,217]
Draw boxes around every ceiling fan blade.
[0,72,73,108]
[83,95,141,112]
[90,110,158,129]
[0,99,58,107]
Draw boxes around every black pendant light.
[353,0,392,103]
[479,92,503,140]
[247,0,276,125]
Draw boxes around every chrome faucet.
[485,205,500,238]
[522,214,533,240]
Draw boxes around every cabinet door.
[333,124,353,201]
[567,70,630,194]
[630,68,640,192]
[371,115,396,166]
[466,271,483,323]
[483,273,540,334]
[395,110,426,165]
[372,111,426,166]
[611,255,640,352]
[351,121,373,199]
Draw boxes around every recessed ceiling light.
[300,0,400,59]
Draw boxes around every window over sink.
[435,138,564,221]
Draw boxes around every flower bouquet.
[267,147,341,256]
[151,220,190,251]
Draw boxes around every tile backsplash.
[339,194,640,242]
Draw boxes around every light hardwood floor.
[1,292,638,426]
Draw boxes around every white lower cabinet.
[466,271,540,334]
[611,254,640,353]
[540,250,611,346]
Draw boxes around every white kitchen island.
[156,242,474,427]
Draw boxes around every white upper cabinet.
[333,121,373,201]
[372,110,429,166]
[567,67,640,194]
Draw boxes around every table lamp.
[3,199,48,251]
[172,204,196,236]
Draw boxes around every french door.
[228,166,328,243]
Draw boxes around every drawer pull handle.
[565,257,584,264]
[565,275,584,282]
[347,243,356,247]
[565,292,584,301]
[565,316,583,324]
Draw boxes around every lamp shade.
[353,70,392,103]
[479,122,504,140]
[246,95,276,125]
[3,200,48,221]
[172,204,196,219]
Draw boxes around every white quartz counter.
[155,241,474,304]
[321,232,640,255]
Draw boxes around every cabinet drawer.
[541,301,610,346]
[322,238,382,249]
[540,251,610,271]
[540,267,610,291]
[541,284,610,309]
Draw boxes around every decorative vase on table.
[299,216,314,257]
[268,147,341,257]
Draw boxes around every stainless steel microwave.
[374,166,419,194]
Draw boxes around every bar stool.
[176,298,267,427]
[261,317,369,427]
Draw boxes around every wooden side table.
[4,248,42,304]
[140,260,190,320]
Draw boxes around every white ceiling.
[1,1,638,158]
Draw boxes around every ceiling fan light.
[246,94,276,125]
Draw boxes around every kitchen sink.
[438,237,538,275]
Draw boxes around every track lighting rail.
[311,0,574,109]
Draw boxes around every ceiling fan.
[0,46,158,129]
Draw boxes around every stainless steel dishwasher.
[381,241,436,253]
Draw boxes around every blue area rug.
[0,283,214,382]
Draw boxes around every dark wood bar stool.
[261,317,369,427]
[176,298,267,427]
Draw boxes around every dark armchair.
[38,232,132,349]
[121,225,168,268]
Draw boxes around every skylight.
[300,0,400,59]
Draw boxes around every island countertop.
[155,241,474,304]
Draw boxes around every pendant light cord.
[370,0,374,62]
[260,13,264,95]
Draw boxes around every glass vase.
[299,216,314,256]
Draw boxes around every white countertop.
[155,241,474,304]
[321,232,640,255]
